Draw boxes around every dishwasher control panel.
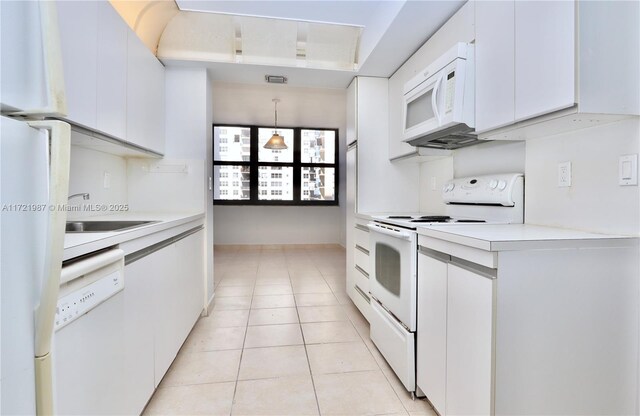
[55,270,124,331]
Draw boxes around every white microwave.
[402,43,478,149]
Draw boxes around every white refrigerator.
[1,2,70,414]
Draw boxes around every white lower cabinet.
[417,251,494,416]
[417,253,447,415]
[123,249,157,414]
[446,264,494,416]
[123,228,204,411]
[347,220,371,321]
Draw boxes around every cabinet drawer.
[353,264,369,293]
[354,245,370,275]
[354,226,370,249]
[352,284,371,322]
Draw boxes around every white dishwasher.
[53,247,126,415]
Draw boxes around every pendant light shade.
[264,99,288,150]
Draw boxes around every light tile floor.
[144,245,437,416]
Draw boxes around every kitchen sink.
[65,220,158,233]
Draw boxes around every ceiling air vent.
[265,75,288,84]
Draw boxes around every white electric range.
[366,173,524,395]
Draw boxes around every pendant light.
[264,99,288,150]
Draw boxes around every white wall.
[417,119,640,236]
[525,117,640,236]
[212,81,347,246]
[67,140,128,220]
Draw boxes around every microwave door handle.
[366,223,413,241]
[431,73,445,123]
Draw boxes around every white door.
[367,224,417,330]
[475,0,515,133]
[514,0,575,121]
[417,252,448,415]
[446,264,494,416]
[0,116,51,415]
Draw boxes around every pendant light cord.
[274,100,278,131]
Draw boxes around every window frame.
[213,124,339,206]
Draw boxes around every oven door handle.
[367,223,413,241]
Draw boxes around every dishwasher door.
[53,248,126,415]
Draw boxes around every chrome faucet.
[68,193,90,201]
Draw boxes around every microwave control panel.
[444,71,456,114]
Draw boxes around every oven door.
[367,223,417,331]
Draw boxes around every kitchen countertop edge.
[63,212,205,261]
[417,224,639,252]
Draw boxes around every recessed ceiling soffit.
[157,12,362,71]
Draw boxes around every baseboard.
[203,293,215,317]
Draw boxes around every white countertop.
[417,223,639,251]
[64,211,205,260]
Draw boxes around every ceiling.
[117,0,466,88]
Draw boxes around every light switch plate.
[430,177,437,191]
[619,154,638,186]
[558,161,571,187]
[103,171,111,189]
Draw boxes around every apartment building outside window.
[213,125,338,205]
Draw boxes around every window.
[213,125,338,205]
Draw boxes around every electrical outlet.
[558,162,571,187]
[103,171,111,189]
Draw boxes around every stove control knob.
[489,179,498,189]
[448,183,455,192]
[442,184,449,193]
[497,180,507,191]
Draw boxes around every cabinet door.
[346,146,356,215]
[346,78,357,143]
[96,2,127,140]
[174,230,205,342]
[417,253,448,415]
[57,0,98,128]
[475,1,515,133]
[126,30,165,154]
[123,256,156,414]
[446,264,494,415]
[514,1,575,121]
[153,242,180,385]
[146,52,166,153]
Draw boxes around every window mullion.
[293,128,301,203]
[250,126,259,202]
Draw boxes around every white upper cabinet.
[476,0,639,137]
[57,1,98,129]
[346,78,357,144]
[475,1,515,132]
[514,1,575,121]
[96,2,128,140]
[126,30,166,154]
[57,1,165,154]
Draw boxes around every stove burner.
[419,216,451,221]
[388,216,413,219]
[455,219,486,223]
[410,218,451,223]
